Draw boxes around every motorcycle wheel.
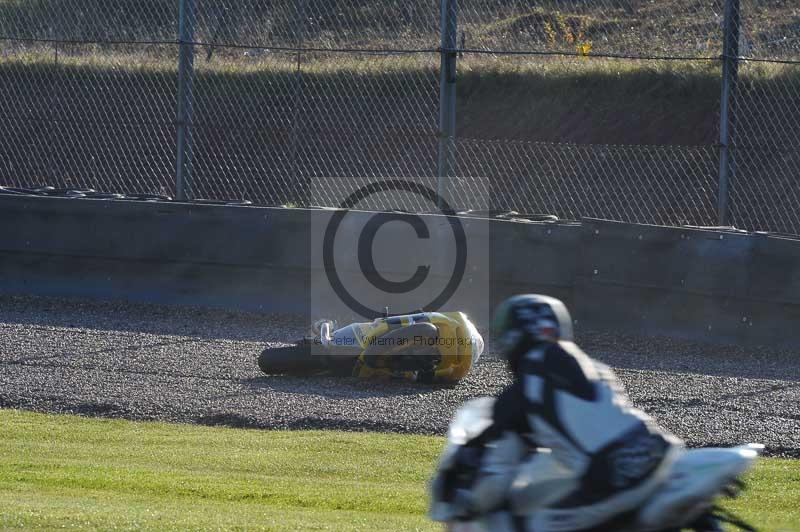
[258,340,322,376]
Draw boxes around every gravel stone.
[1,295,798,457]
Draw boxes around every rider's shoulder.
[525,341,600,380]
[538,340,589,360]
[520,340,586,362]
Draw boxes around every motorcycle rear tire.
[258,341,322,376]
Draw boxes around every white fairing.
[447,397,496,446]
[556,380,643,454]
[637,445,762,529]
[328,323,362,348]
[510,449,580,514]
[430,398,499,523]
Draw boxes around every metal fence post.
[176,0,196,201]
[438,0,458,210]
[717,0,740,226]
[290,0,307,205]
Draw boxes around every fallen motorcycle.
[258,311,484,384]
[430,397,761,531]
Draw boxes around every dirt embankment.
[456,62,722,146]
[1,56,797,231]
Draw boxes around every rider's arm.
[462,380,530,448]
[525,342,597,402]
[490,379,532,437]
[445,382,530,518]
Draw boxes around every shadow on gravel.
[195,411,438,434]
[196,412,257,428]
[241,375,451,399]
[67,401,132,417]
[0,396,156,423]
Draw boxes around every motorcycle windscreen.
[462,314,485,365]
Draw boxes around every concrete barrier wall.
[575,219,800,347]
[2,195,799,347]
[0,196,581,320]
[0,196,311,313]
[490,218,582,307]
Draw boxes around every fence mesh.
[729,0,800,234]
[0,0,798,234]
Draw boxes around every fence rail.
[0,0,798,234]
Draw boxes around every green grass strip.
[0,409,797,530]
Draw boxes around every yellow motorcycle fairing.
[337,311,483,383]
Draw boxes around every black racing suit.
[458,339,682,529]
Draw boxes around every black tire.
[688,514,725,532]
[258,342,322,376]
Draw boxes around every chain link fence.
[728,0,800,234]
[0,0,798,233]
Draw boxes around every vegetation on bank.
[2,47,797,147]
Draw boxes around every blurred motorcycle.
[430,397,761,531]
